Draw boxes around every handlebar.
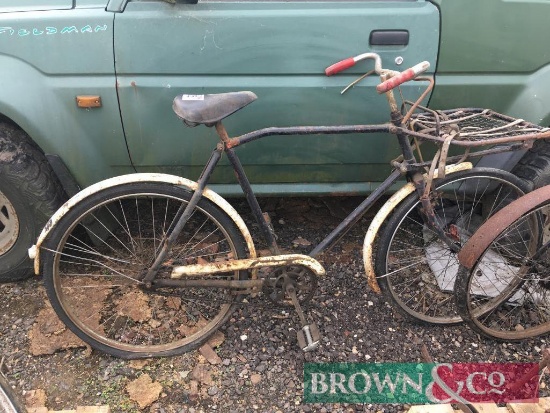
[325,58,356,77]
[325,53,383,76]
[376,61,430,93]
[325,53,430,93]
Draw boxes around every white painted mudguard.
[363,183,416,293]
[363,162,473,293]
[29,173,257,274]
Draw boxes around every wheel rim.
[50,188,243,355]
[0,374,21,413]
[465,205,550,340]
[0,190,19,254]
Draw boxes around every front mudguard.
[363,162,473,293]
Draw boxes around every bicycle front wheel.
[375,168,531,324]
[455,199,548,340]
[42,182,250,358]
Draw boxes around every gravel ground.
[1,196,549,413]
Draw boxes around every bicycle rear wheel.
[375,168,531,324]
[455,199,549,340]
[0,373,23,413]
[42,182,250,358]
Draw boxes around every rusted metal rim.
[458,185,550,269]
[0,190,19,254]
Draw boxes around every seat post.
[215,121,231,144]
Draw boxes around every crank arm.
[286,284,320,352]
[170,254,325,278]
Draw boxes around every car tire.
[512,139,550,190]
[0,123,66,282]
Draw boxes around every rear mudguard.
[29,173,257,274]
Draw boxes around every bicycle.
[455,184,550,340]
[0,360,24,413]
[28,52,550,358]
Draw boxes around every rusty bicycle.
[29,53,550,358]
[0,360,23,413]
[455,184,550,341]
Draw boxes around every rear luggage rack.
[405,108,550,147]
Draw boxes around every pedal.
[297,323,320,352]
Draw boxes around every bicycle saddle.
[173,91,257,127]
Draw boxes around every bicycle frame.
[144,83,444,284]
[26,51,550,360]
[223,124,406,259]
[142,126,407,283]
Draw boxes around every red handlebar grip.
[376,61,430,93]
[325,57,356,76]
[376,68,416,93]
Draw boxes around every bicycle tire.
[375,168,531,325]
[42,182,249,359]
[0,373,24,413]
[455,198,549,340]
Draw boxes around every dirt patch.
[28,301,85,355]
[126,374,162,409]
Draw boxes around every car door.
[113,0,439,195]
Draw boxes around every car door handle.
[370,30,409,46]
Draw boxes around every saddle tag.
[181,94,204,101]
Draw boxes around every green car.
[1,0,549,281]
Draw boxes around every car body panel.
[0,7,134,186]
[114,0,439,194]
[430,0,550,125]
[1,0,550,196]
[0,1,73,13]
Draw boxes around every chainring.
[262,265,317,306]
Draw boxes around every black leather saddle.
[172,91,257,127]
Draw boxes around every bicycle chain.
[150,265,318,308]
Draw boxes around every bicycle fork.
[411,172,461,254]
[383,74,461,254]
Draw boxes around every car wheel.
[512,139,550,190]
[0,123,66,282]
